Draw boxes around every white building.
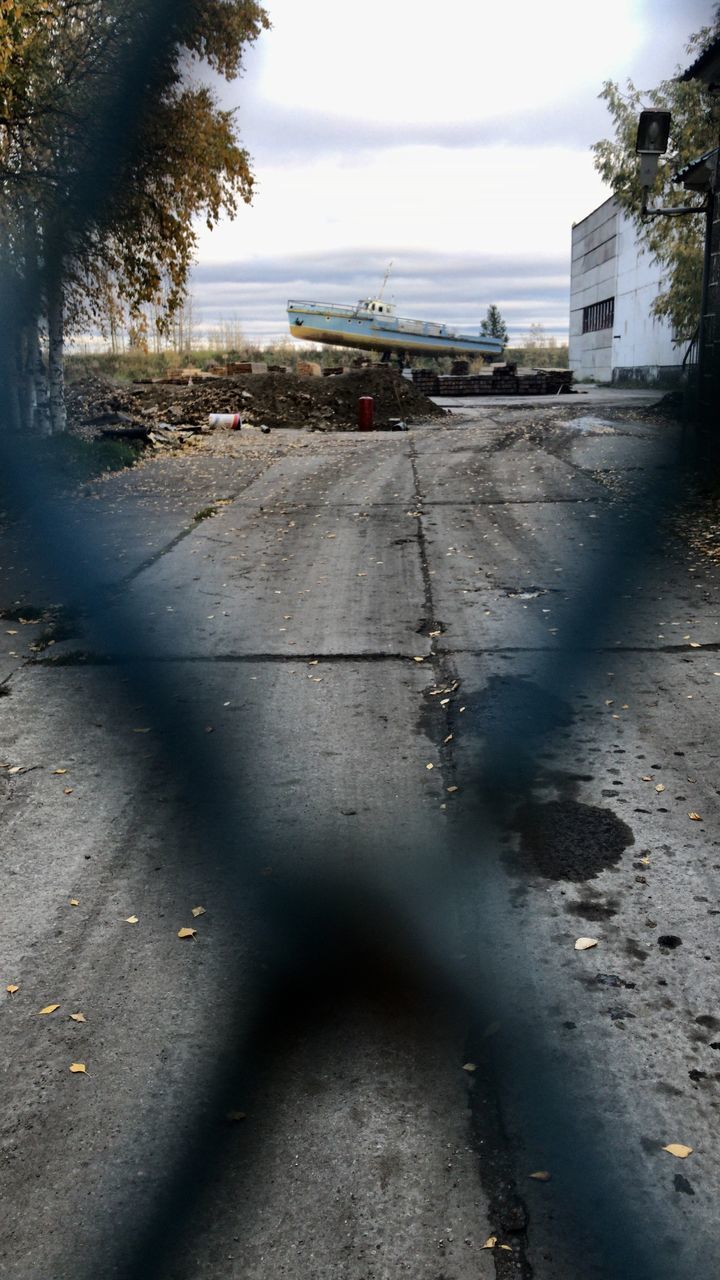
[569,196,686,385]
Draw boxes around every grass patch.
[39,434,142,485]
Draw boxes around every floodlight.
[635,110,671,154]
[635,110,671,190]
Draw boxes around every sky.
[190,0,715,346]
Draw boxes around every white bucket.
[208,413,242,430]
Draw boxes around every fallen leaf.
[70,1012,86,1023]
[641,775,655,782]
[177,927,197,939]
[69,1062,87,1074]
[191,906,206,918]
[639,855,651,866]
[69,898,79,907]
[574,937,599,951]
[443,734,453,744]
[446,785,459,793]
[6,984,19,994]
[8,765,23,775]
[413,656,425,663]
[425,762,434,770]
[499,1245,513,1252]
[689,642,702,648]
[662,1143,693,1158]
[52,768,68,775]
[655,784,665,793]
[688,812,702,821]
[529,1170,551,1181]
[64,788,74,795]
[125,915,138,925]
[481,1237,497,1250]
[39,1004,60,1015]
[462,1062,477,1073]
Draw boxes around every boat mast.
[378,260,393,301]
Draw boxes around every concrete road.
[1,404,718,1280]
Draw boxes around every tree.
[0,0,269,432]
[591,21,719,341]
[480,304,508,346]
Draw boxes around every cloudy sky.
[191,0,714,346]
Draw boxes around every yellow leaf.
[52,768,68,775]
[6,984,19,994]
[481,1237,497,1249]
[641,775,654,781]
[688,812,702,821]
[689,642,702,648]
[69,1063,87,1074]
[639,855,651,866]
[8,765,23,774]
[63,787,74,795]
[499,1245,513,1252]
[425,762,434,770]
[413,656,425,663]
[446,785,459,793]
[177,927,197,939]
[191,906,206,918]
[69,899,79,907]
[462,1062,477,1072]
[574,937,599,951]
[655,784,665,793]
[125,915,138,925]
[662,1143,693,1158]
[70,1012,86,1023]
[529,1170,551,1181]
[39,1004,60,1015]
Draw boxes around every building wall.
[569,198,617,382]
[569,198,685,385]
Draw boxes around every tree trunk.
[47,275,66,434]
[32,328,51,435]
[16,325,37,433]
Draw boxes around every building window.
[582,297,615,334]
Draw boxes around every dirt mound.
[67,369,446,433]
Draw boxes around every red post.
[357,396,374,431]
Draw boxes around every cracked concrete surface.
[1,403,718,1280]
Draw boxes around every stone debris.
[66,368,446,445]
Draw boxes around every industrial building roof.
[680,32,720,84]
[673,148,719,191]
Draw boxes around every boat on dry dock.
[287,293,504,361]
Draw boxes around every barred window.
[582,297,615,334]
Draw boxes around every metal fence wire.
[0,5,707,1278]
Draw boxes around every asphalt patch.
[512,800,635,881]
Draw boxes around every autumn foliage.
[0,0,269,432]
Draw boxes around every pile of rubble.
[66,368,446,444]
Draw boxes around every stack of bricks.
[413,365,573,397]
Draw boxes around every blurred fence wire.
[0,5,703,1279]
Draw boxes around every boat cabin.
[359,297,396,316]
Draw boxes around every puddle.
[566,415,618,434]
[512,799,634,881]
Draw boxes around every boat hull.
[287,303,503,358]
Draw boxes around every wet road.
[1,407,719,1279]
